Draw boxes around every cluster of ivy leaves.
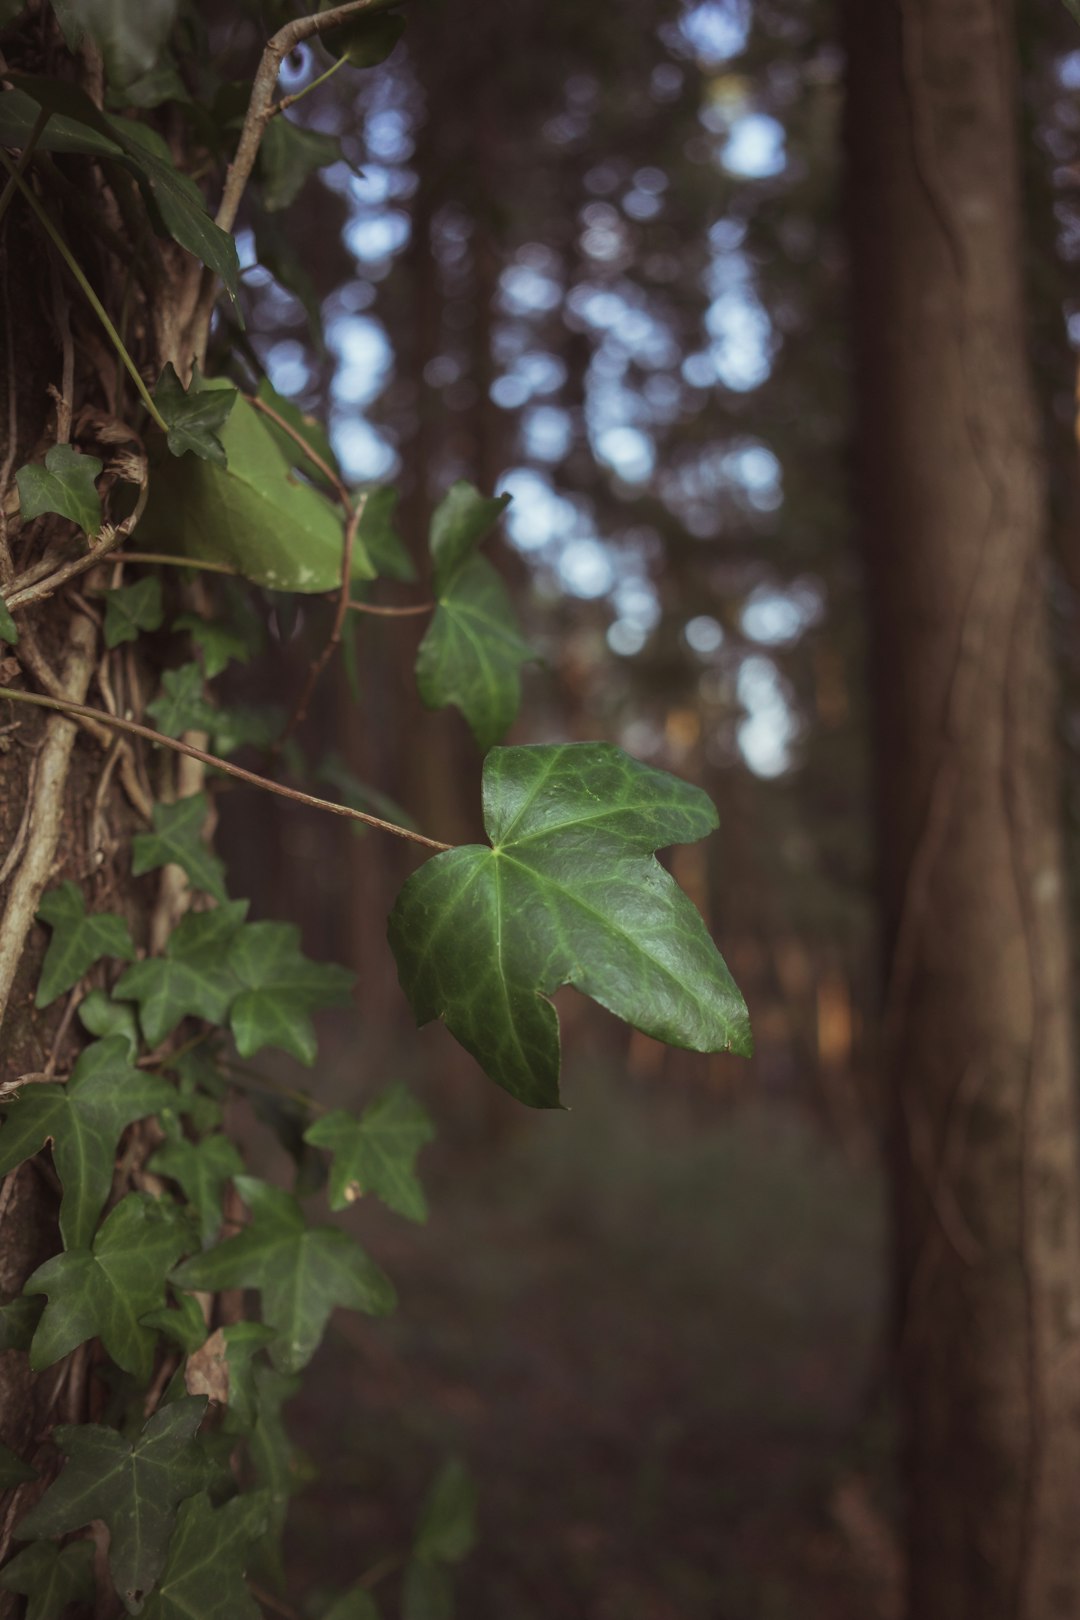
[0,0,752,1614]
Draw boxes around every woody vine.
[0,2,752,1616]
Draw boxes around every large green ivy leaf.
[34,881,135,1006]
[103,576,165,648]
[16,1398,210,1612]
[304,1084,433,1221]
[137,388,371,593]
[259,116,340,212]
[114,902,247,1045]
[55,0,179,89]
[0,1037,174,1248]
[132,792,228,901]
[227,922,354,1065]
[415,482,533,749]
[149,1122,243,1246]
[172,1177,395,1373]
[16,444,103,535]
[0,1540,96,1620]
[389,743,752,1107]
[25,1192,196,1381]
[141,1491,267,1620]
[153,364,237,464]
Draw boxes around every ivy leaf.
[141,1290,208,1353]
[401,1559,451,1620]
[77,988,141,1057]
[354,486,415,582]
[141,1491,267,1620]
[34,881,135,1007]
[174,608,264,678]
[172,1177,395,1373]
[103,576,165,648]
[319,5,405,65]
[0,1540,96,1620]
[247,1365,301,1588]
[137,390,370,593]
[323,1586,381,1620]
[56,0,179,90]
[0,1441,35,1487]
[0,1295,43,1351]
[132,792,227,901]
[149,1124,243,1246]
[253,378,340,492]
[114,901,247,1045]
[415,483,533,749]
[227,922,354,1065]
[16,444,103,535]
[16,1398,210,1611]
[389,743,753,1108]
[153,363,237,464]
[304,1085,433,1221]
[25,1192,197,1381]
[211,702,283,758]
[259,116,340,212]
[413,1459,477,1564]
[215,1322,277,1431]
[0,593,18,645]
[145,663,217,738]
[0,1037,175,1248]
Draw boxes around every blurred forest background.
[194,0,1080,1615]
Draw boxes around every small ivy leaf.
[227,922,354,1065]
[415,482,534,749]
[56,0,179,90]
[140,1290,208,1353]
[259,116,340,212]
[0,593,18,645]
[172,1176,395,1373]
[145,663,217,738]
[388,743,753,1108]
[401,1559,452,1620]
[0,1441,36,1488]
[25,1192,197,1381]
[103,576,165,648]
[354,486,415,582]
[219,1322,278,1432]
[413,1459,477,1565]
[0,1295,44,1351]
[0,1036,175,1248]
[108,52,189,108]
[77,988,141,1057]
[140,1490,268,1620]
[319,4,405,66]
[153,363,237,464]
[132,792,228,901]
[304,1085,434,1221]
[170,1046,227,1133]
[211,702,284,758]
[247,1365,301,1589]
[16,443,104,535]
[16,1398,211,1612]
[149,1124,243,1246]
[0,1540,96,1620]
[322,1585,381,1620]
[174,609,263,678]
[34,881,136,1007]
[114,901,247,1045]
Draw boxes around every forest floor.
[278,1054,897,1620]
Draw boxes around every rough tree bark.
[845,2,1080,1616]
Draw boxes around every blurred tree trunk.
[845,2,1080,1616]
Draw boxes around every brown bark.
[845,2,1080,1616]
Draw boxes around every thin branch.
[349,599,434,617]
[278,495,364,749]
[7,461,149,611]
[272,54,348,117]
[0,106,49,232]
[0,684,452,851]
[112,550,239,576]
[245,393,350,505]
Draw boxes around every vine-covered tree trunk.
[845,2,1080,1615]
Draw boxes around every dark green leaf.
[252,218,326,353]
[429,483,508,590]
[413,1459,476,1564]
[103,576,164,648]
[174,608,263,678]
[247,1365,300,1588]
[401,1559,452,1620]
[132,792,227,901]
[16,444,103,535]
[319,6,405,66]
[149,1124,243,1246]
[0,1540,95,1620]
[108,54,189,108]
[140,1491,267,1620]
[211,702,283,757]
[0,85,122,155]
[218,1322,277,1431]
[0,1295,44,1351]
[57,0,179,89]
[114,901,247,1045]
[354,486,414,582]
[34,882,135,1007]
[389,743,752,1107]
[304,1085,433,1221]
[17,1398,210,1611]
[25,1192,196,1380]
[153,364,237,464]
[146,662,217,737]
[0,1442,35,1487]
[0,594,17,646]
[140,1290,208,1353]
[227,922,353,1065]
[172,1177,395,1373]
[77,988,141,1056]
[259,116,340,212]
[322,1586,381,1620]
[0,1037,174,1248]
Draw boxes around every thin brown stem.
[112,550,239,576]
[278,496,364,749]
[245,393,350,505]
[0,684,452,851]
[349,599,434,618]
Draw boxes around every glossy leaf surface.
[153,364,237,464]
[16,444,103,535]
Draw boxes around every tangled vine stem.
[0,686,453,852]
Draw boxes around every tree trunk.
[845,2,1080,1616]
